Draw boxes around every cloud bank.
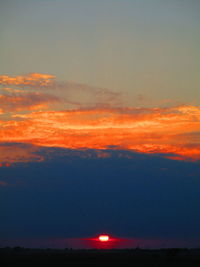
[0,106,199,163]
[0,73,199,164]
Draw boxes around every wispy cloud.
[0,73,55,87]
[0,92,60,112]
[0,73,121,109]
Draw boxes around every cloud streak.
[0,92,60,112]
[0,73,121,109]
[0,73,55,87]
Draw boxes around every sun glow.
[99,235,109,242]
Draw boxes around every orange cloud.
[0,73,54,87]
[2,87,25,93]
[0,105,199,162]
[1,73,198,164]
[0,92,59,112]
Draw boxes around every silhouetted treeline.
[1,247,200,266]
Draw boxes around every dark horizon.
[1,236,200,250]
[1,246,200,267]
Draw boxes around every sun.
[98,235,109,242]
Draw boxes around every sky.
[0,0,200,249]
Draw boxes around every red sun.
[98,235,110,242]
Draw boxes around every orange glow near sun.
[99,235,109,242]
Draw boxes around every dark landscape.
[1,247,200,266]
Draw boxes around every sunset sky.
[0,0,200,249]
